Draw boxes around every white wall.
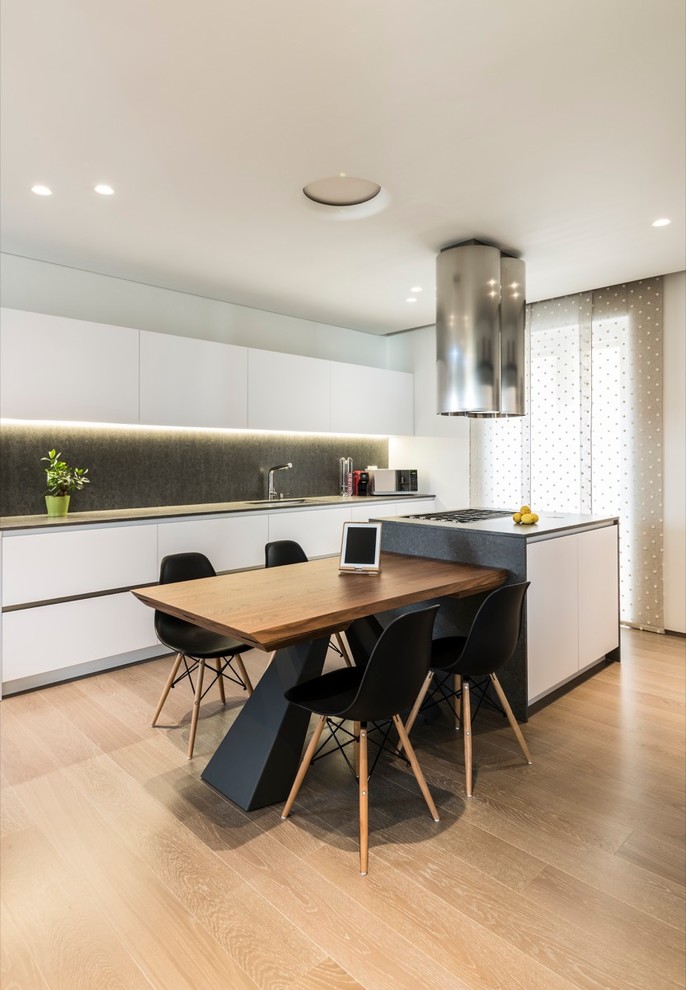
[387,325,470,506]
[663,271,686,634]
[0,253,400,371]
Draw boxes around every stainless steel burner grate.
[404,508,511,524]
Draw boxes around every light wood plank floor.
[1,628,684,990]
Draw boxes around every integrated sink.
[246,498,307,506]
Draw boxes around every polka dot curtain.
[470,277,664,631]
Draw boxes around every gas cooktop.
[403,508,512,524]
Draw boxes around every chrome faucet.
[267,462,292,500]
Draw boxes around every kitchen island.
[376,509,620,720]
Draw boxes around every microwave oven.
[368,468,418,494]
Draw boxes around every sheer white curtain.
[470,277,663,630]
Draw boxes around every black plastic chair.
[151,552,253,758]
[264,540,353,666]
[403,582,532,797]
[281,604,441,875]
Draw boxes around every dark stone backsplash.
[0,423,388,516]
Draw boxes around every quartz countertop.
[376,509,619,539]
[0,493,435,532]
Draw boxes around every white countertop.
[0,493,435,532]
[379,509,619,539]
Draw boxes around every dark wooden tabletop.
[133,551,508,651]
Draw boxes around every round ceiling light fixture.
[31,184,52,196]
[94,184,115,195]
[302,174,389,220]
[651,217,671,227]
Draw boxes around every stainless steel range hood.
[436,242,526,417]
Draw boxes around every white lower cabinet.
[1,524,158,607]
[526,525,619,703]
[157,514,268,573]
[2,593,158,684]
[267,507,352,558]
[0,499,439,692]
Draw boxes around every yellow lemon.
[520,504,531,515]
[512,512,522,523]
[531,512,539,522]
[521,513,535,524]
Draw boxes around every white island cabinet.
[376,512,620,719]
[526,525,619,703]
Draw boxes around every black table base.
[201,636,329,811]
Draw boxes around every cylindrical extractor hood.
[436,243,526,417]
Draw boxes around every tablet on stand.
[338,521,383,574]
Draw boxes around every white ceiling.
[1,0,684,335]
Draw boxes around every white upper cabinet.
[0,308,415,435]
[330,363,414,436]
[0,308,139,423]
[248,349,331,432]
[139,331,248,428]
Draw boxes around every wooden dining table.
[133,551,507,810]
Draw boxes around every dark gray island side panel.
[380,520,529,720]
[378,513,620,722]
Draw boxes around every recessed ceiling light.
[94,184,114,195]
[31,184,52,196]
[410,286,423,293]
[652,218,671,227]
[406,297,417,303]
[303,175,381,207]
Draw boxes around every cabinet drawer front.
[157,515,269,573]
[2,525,158,606]
[2,593,158,682]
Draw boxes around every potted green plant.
[42,449,90,516]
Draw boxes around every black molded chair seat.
[403,582,532,796]
[151,552,253,758]
[282,604,441,875]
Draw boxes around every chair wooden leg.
[359,723,369,875]
[187,659,206,759]
[393,715,440,822]
[215,659,226,705]
[281,716,327,819]
[233,654,253,696]
[403,671,435,739]
[151,652,184,726]
[335,632,353,667]
[463,679,473,797]
[453,673,462,730]
[266,650,277,667]
[489,673,533,764]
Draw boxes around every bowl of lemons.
[512,504,539,525]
